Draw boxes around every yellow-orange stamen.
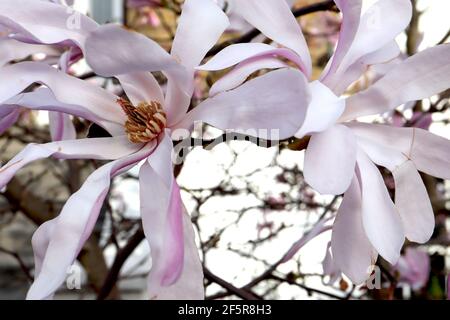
[117,98,167,143]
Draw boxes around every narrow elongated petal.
[209,57,288,96]
[174,68,310,140]
[281,217,332,263]
[0,0,98,51]
[334,0,411,77]
[0,62,126,129]
[0,39,59,67]
[321,0,362,84]
[85,24,190,92]
[357,149,404,264]
[0,136,141,189]
[171,0,229,69]
[49,112,76,141]
[343,44,450,120]
[140,133,204,299]
[295,81,345,138]
[331,176,375,284]
[26,143,156,300]
[198,43,305,73]
[117,72,165,106]
[0,107,20,135]
[349,123,450,180]
[393,160,434,243]
[232,0,311,76]
[304,125,357,195]
[166,0,229,126]
[328,41,401,96]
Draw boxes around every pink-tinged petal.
[295,81,345,138]
[172,0,229,69]
[174,68,310,140]
[0,107,20,135]
[7,88,124,136]
[209,57,288,96]
[396,247,430,290]
[0,62,125,133]
[349,123,450,180]
[356,149,404,264]
[140,133,203,299]
[198,43,305,72]
[328,41,401,95]
[117,72,164,106]
[343,44,450,120]
[281,217,332,263]
[0,38,59,66]
[393,160,434,243]
[85,24,190,92]
[304,125,357,195]
[331,175,376,284]
[232,0,312,76]
[321,0,362,84]
[48,112,76,141]
[356,133,408,172]
[322,242,341,285]
[0,0,98,51]
[0,136,142,189]
[26,143,156,300]
[165,0,229,125]
[334,0,411,78]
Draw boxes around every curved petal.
[232,0,311,76]
[357,149,404,265]
[209,57,288,96]
[393,160,434,243]
[85,24,190,93]
[321,0,362,84]
[0,38,59,67]
[140,133,204,299]
[26,143,156,300]
[198,43,305,72]
[49,112,76,141]
[328,40,401,96]
[334,0,412,78]
[0,136,141,189]
[0,0,98,51]
[117,72,164,106]
[0,62,126,129]
[0,107,20,135]
[349,122,450,180]
[171,0,229,69]
[295,81,345,138]
[304,124,357,195]
[343,44,450,120]
[281,217,332,263]
[331,175,376,284]
[174,68,310,140]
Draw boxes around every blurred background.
[0,0,449,300]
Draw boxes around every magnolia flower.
[0,0,309,299]
[0,0,99,140]
[198,0,450,283]
[395,247,430,291]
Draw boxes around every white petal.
[393,160,434,243]
[357,149,404,264]
[304,125,357,195]
[331,175,376,284]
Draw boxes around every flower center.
[117,98,167,143]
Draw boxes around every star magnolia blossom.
[0,0,100,140]
[395,247,430,291]
[0,0,310,299]
[199,0,450,283]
